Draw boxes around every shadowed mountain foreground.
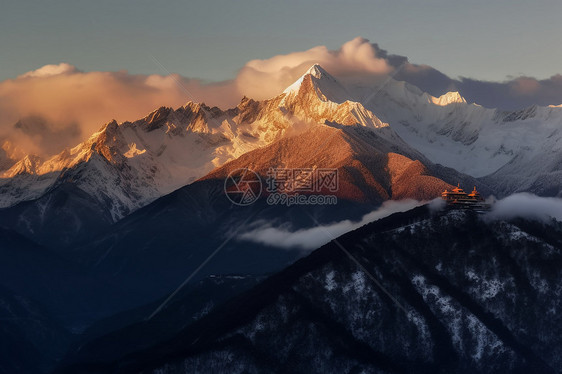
[58,207,562,373]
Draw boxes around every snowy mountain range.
[2,63,561,250]
[1,64,561,231]
[347,72,562,196]
[0,66,381,221]
[2,64,561,210]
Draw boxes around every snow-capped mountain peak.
[283,64,350,103]
[306,63,329,79]
[430,91,467,106]
[282,64,327,94]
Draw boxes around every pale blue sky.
[1,0,561,82]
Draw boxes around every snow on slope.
[0,106,233,218]
[349,78,562,189]
[285,68,562,196]
[284,68,562,196]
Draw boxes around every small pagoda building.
[441,184,488,210]
[467,186,484,202]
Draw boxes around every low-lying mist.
[237,193,562,250]
[485,193,562,222]
[237,199,423,250]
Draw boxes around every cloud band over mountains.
[236,194,562,251]
[3,37,562,159]
[237,199,424,250]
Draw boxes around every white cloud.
[237,199,424,250]
[238,194,562,251]
[486,193,562,222]
[236,37,393,100]
[18,63,78,78]
[0,65,235,158]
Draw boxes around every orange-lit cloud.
[0,38,396,159]
[509,77,541,96]
[3,37,562,161]
[0,66,236,159]
[18,63,78,78]
[236,37,393,99]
